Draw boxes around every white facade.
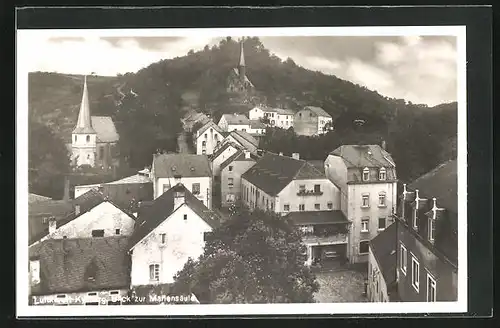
[195,125,224,155]
[317,115,333,135]
[218,115,252,132]
[269,112,294,129]
[130,204,213,286]
[211,145,240,177]
[248,107,266,120]
[71,132,97,167]
[31,201,136,245]
[154,176,212,209]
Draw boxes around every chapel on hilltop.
[226,40,255,94]
[70,76,120,170]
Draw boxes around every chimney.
[75,205,81,215]
[173,185,185,210]
[292,153,300,160]
[63,176,70,201]
[244,150,251,159]
[48,218,57,234]
[29,260,40,285]
[381,140,387,150]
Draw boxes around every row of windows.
[361,217,387,232]
[362,167,387,182]
[74,135,91,142]
[361,193,387,208]
[298,184,322,193]
[90,229,121,237]
[400,243,437,302]
[285,202,334,212]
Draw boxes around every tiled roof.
[369,222,398,286]
[152,153,212,178]
[221,113,250,125]
[274,108,295,115]
[249,120,266,129]
[29,236,131,295]
[91,116,119,143]
[408,159,457,212]
[197,120,223,136]
[231,68,254,87]
[28,193,52,203]
[219,150,258,172]
[306,160,326,178]
[303,106,331,118]
[210,142,241,162]
[28,189,135,245]
[230,130,259,148]
[129,184,220,250]
[106,174,152,184]
[285,210,348,226]
[330,144,396,169]
[241,153,326,196]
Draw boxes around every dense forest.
[28,36,457,197]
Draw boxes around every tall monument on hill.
[70,76,120,170]
[226,40,255,94]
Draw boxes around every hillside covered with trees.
[28,36,458,193]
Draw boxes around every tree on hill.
[171,207,319,303]
[28,119,71,199]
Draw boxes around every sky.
[22,33,458,106]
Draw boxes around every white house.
[217,113,251,132]
[151,153,213,209]
[219,130,259,154]
[248,106,294,129]
[324,144,398,263]
[367,222,398,302]
[29,236,130,305]
[29,189,136,246]
[293,106,333,136]
[129,183,220,286]
[240,152,350,265]
[193,120,225,155]
[210,142,242,177]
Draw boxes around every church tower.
[71,76,97,167]
[238,40,246,82]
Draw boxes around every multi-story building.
[129,183,220,286]
[241,152,350,265]
[293,106,333,136]
[193,120,225,156]
[218,130,259,154]
[325,144,398,263]
[219,149,258,207]
[69,76,119,169]
[217,113,252,133]
[150,153,212,209]
[210,142,242,178]
[396,160,458,302]
[248,106,295,129]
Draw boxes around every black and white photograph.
[16,24,467,316]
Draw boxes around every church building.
[226,41,255,94]
[71,76,119,170]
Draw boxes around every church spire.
[238,40,246,67]
[73,75,95,134]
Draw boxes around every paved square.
[313,270,368,303]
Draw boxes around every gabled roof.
[285,210,348,226]
[274,108,295,115]
[408,159,457,212]
[210,142,241,162]
[249,120,266,129]
[241,153,326,196]
[303,106,331,118]
[369,222,398,286]
[306,160,326,178]
[329,144,396,169]
[152,153,212,178]
[29,236,130,295]
[29,193,52,204]
[231,68,254,87]
[197,120,223,136]
[105,173,151,185]
[221,113,250,125]
[129,184,220,250]
[29,189,135,245]
[91,116,119,143]
[230,130,259,148]
[219,150,258,172]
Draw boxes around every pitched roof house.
[129,183,220,286]
[29,236,131,302]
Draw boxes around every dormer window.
[379,168,387,181]
[362,168,370,181]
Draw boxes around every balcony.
[302,233,348,246]
[297,190,323,196]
